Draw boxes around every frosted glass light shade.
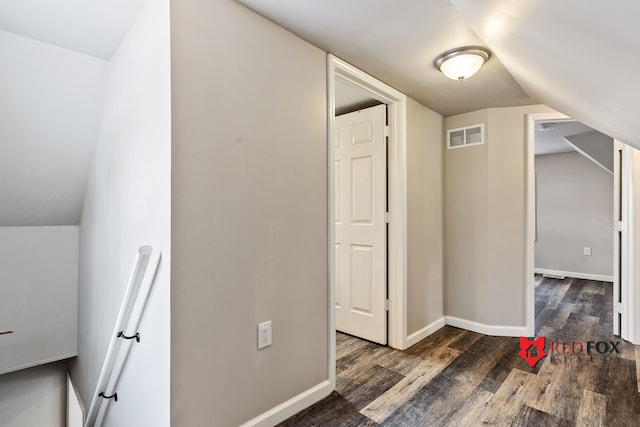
[435,47,491,81]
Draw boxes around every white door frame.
[614,140,635,342]
[327,54,408,387]
[526,113,631,340]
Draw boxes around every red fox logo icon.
[518,336,547,367]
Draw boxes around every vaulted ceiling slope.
[0,0,145,59]
[238,0,640,149]
[0,30,108,226]
[0,0,145,226]
[451,0,640,149]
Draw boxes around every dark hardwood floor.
[278,277,640,426]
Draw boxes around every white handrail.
[84,245,161,427]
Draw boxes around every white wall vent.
[447,123,485,149]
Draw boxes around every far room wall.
[0,226,78,427]
[0,362,67,427]
[0,226,78,376]
[534,151,613,279]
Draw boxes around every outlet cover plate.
[258,321,272,349]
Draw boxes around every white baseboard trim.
[445,316,528,337]
[534,268,613,283]
[406,317,446,348]
[239,380,332,427]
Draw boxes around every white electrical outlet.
[258,321,272,349]
[584,247,592,256]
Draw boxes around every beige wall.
[444,105,555,327]
[535,152,613,277]
[444,109,490,323]
[407,98,444,334]
[170,1,328,425]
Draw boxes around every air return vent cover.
[447,123,484,149]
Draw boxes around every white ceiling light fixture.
[434,46,491,81]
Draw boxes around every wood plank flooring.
[278,277,640,426]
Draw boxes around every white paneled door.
[335,104,387,345]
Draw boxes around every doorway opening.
[327,54,408,388]
[526,113,620,340]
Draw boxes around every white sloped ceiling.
[451,0,640,148]
[0,0,145,226]
[0,30,108,226]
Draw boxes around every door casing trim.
[327,54,408,389]
[615,140,635,343]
